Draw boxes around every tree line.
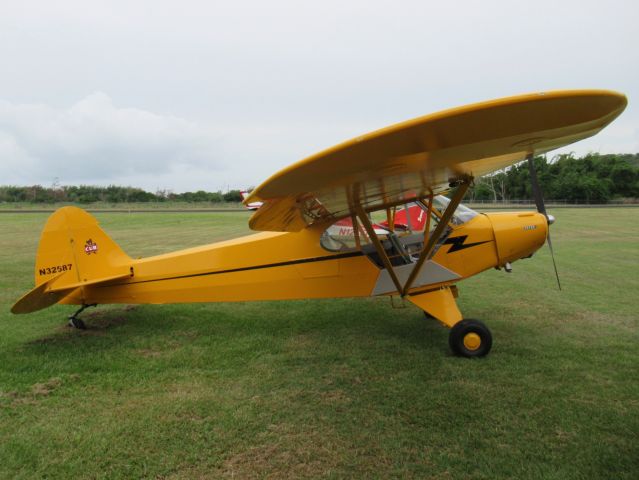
[1,153,637,205]
[469,153,638,203]
[0,185,244,204]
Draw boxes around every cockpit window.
[320,218,373,252]
[319,197,479,252]
[431,196,479,225]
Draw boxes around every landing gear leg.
[68,303,97,329]
[407,287,493,357]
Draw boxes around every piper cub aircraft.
[12,90,627,357]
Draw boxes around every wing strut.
[353,176,472,297]
[402,178,470,295]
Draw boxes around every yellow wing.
[246,89,627,232]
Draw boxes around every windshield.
[431,195,478,225]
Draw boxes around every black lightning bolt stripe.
[442,235,490,253]
[98,250,365,287]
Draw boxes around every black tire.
[69,317,87,330]
[449,319,492,358]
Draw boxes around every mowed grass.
[0,208,637,479]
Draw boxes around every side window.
[319,200,478,253]
[320,218,373,252]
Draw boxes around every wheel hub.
[463,332,481,351]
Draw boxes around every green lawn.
[0,208,637,479]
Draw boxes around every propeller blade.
[546,231,562,291]
[527,153,561,290]
[527,153,546,216]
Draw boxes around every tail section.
[393,203,428,231]
[12,207,132,314]
[377,203,429,232]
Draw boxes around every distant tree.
[223,190,242,202]
[609,162,638,197]
[155,189,169,202]
[127,189,155,202]
[468,180,493,201]
[208,191,224,202]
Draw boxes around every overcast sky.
[1,0,637,192]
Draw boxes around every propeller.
[527,153,562,290]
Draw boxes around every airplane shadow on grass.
[22,299,448,357]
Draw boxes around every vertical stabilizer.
[34,207,132,289]
[12,207,133,313]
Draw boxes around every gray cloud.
[0,92,221,187]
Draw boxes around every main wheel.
[449,319,492,357]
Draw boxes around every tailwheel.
[68,317,86,330]
[67,303,96,330]
[449,319,492,358]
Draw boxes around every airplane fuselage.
[60,211,547,307]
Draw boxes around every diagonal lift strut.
[353,177,472,298]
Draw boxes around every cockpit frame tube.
[355,203,404,294]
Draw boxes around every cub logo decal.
[84,239,98,255]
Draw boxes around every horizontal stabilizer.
[11,274,74,314]
[12,271,133,314]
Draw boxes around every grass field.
[0,208,637,479]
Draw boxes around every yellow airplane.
[12,90,627,357]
